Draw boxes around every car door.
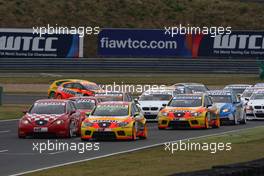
[232,94,243,120]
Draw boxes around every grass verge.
[25,126,264,176]
[0,104,30,120]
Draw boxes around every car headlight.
[56,120,64,125]
[21,119,30,125]
[118,122,129,127]
[82,121,94,127]
[160,112,168,116]
[222,108,230,113]
[191,112,201,117]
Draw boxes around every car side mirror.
[22,110,28,114]
[162,103,167,107]
[206,104,212,108]
[70,110,76,115]
[245,98,249,101]
[86,112,91,117]
[133,112,140,118]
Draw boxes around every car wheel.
[131,124,137,141]
[57,94,63,99]
[48,92,55,99]
[212,118,220,128]
[232,114,238,125]
[139,124,147,139]
[68,121,75,138]
[204,115,209,129]
[240,112,247,125]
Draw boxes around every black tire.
[68,121,75,138]
[48,92,55,99]
[240,113,247,125]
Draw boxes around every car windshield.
[242,91,253,98]
[84,84,100,90]
[169,96,202,107]
[231,88,245,95]
[210,95,232,103]
[29,102,65,114]
[187,86,207,92]
[139,94,172,101]
[92,105,128,116]
[75,100,96,110]
[97,96,123,102]
[251,93,264,100]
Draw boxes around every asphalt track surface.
[3,94,47,104]
[0,119,264,176]
[2,94,264,175]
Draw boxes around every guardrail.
[0,58,260,74]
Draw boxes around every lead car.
[18,99,82,138]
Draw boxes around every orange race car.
[55,80,102,99]
[158,93,220,129]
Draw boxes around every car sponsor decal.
[27,113,62,121]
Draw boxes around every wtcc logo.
[0,36,58,51]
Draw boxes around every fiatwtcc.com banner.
[98,28,193,57]
[98,29,264,58]
[195,31,264,58]
[0,28,83,58]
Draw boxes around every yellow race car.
[158,93,220,129]
[81,101,147,140]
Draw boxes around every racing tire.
[68,121,75,138]
[131,124,137,141]
[139,124,148,139]
[212,118,220,128]
[204,116,209,129]
[240,112,247,125]
[56,94,63,99]
[48,92,55,99]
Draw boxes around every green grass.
[25,126,264,176]
[0,0,264,57]
[0,104,30,120]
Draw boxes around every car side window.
[69,102,76,111]
[73,83,83,89]
[66,103,72,113]
[207,96,213,106]
[127,93,133,102]
[64,83,73,88]
[131,104,136,116]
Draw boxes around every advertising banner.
[0,28,83,58]
[98,28,193,57]
[98,29,264,58]
[195,31,264,58]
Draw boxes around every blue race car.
[207,90,246,125]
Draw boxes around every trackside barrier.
[0,58,260,74]
[170,158,264,176]
[0,86,2,106]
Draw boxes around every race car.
[81,101,147,140]
[158,93,220,129]
[55,80,102,99]
[18,99,81,138]
[69,96,100,118]
[207,90,246,125]
[137,88,177,120]
[224,84,252,97]
[94,92,133,102]
[254,83,264,87]
[245,90,264,120]
[241,87,264,103]
[172,83,209,93]
[48,79,85,98]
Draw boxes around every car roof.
[61,80,97,85]
[69,96,98,100]
[225,84,252,87]
[98,101,130,105]
[35,99,69,103]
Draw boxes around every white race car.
[224,84,252,97]
[137,88,177,121]
[245,90,264,120]
[241,87,264,104]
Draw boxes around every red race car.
[55,80,103,99]
[18,99,81,138]
[69,96,101,120]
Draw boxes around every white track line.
[0,150,8,153]
[10,125,264,176]
[49,150,68,155]
[0,119,19,123]
[0,130,10,134]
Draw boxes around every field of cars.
[17,79,264,141]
